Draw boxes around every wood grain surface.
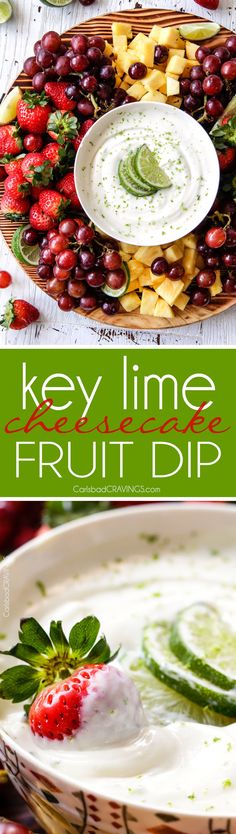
[0,0,235,345]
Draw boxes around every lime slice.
[41,0,73,5]
[126,152,156,192]
[11,225,40,266]
[103,261,130,298]
[170,603,236,691]
[0,0,12,23]
[143,621,236,717]
[125,656,231,727]
[0,87,22,125]
[178,22,220,41]
[118,158,155,197]
[135,144,171,189]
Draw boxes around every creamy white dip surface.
[1,541,236,815]
[74,102,219,246]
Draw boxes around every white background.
[0,0,235,346]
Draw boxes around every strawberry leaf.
[19,617,52,653]
[0,666,41,703]
[69,615,100,655]
[86,636,114,664]
[2,643,48,666]
[50,620,69,654]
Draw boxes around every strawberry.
[0,125,23,159]
[194,0,219,7]
[1,192,30,220]
[217,148,236,172]
[17,92,51,135]
[21,152,53,186]
[74,119,95,152]
[31,185,44,200]
[211,115,236,150]
[29,202,55,231]
[43,141,75,172]
[44,81,76,113]
[0,298,39,330]
[29,665,102,740]
[39,188,69,219]
[4,170,29,199]
[47,110,78,145]
[4,157,24,175]
[58,171,81,209]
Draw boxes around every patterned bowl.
[0,504,236,834]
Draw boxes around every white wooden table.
[0,0,235,345]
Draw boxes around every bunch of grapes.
[180,35,236,125]
[35,219,127,314]
[0,502,44,554]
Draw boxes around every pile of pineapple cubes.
[119,236,222,319]
[105,21,201,106]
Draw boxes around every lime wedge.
[126,152,157,192]
[170,603,236,691]
[143,621,236,717]
[178,22,220,41]
[118,158,155,197]
[0,87,22,125]
[135,144,171,189]
[0,0,12,23]
[11,226,40,267]
[41,0,73,5]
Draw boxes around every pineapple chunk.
[139,267,153,287]
[150,273,168,289]
[154,298,174,318]
[140,289,157,315]
[120,242,138,254]
[120,81,129,91]
[118,51,139,73]
[167,76,180,96]
[167,95,182,107]
[182,233,197,250]
[139,41,155,67]
[185,58,199,67]
[129,32,149,50]
[127,278,140,292]
[169,48,185,57]
[158,277,184,305]
[182,247,197,274]
[174,292,189,311]
[149,25,162,43]
[142,68,166,90]
[183,275,193,291]
[165,243,183,264]
[123,73,133,84]
[104,41,113,58]
[129,259,144,279]
[115,76,122,88]
[210,270,222,297]
[120,292,141,312]
[112,21,132,38]
[142,91,167,103]
[166,55,187,76]
[185,41,198,60]
[120,251,131,262]
[126,81,145,99]
[158,27,185,49]
[159,78,167,95]
[113,34,127,54]
[134,245,163,266]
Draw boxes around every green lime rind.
[178,22,220,41]
[0,0,12,24]
[135,144,171,189]
[11,225,40,266]
[143,621,236,717]
[118,159,155,197]
[126,152,157,192]
[41,0,73,5]
[103,261,130,298]
[170,603,236,691]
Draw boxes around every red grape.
[24,56,38,77]
[58,293,75,311]
[66,83,80,101]
[168,263,184,280]
[68,278,86,298]
[42,247,55,265]
[87,46,103,64]
[103,250,122,270]
[202,54,221,75]
[79,249,96,270]
[202,75,223,95]
[32,72,46,92]
[196,269,216,287]
[221,59,236,80]
[55,55,71,76]
[57,250,77,270]
[80,294,97,310]
[80,75,98,93]
[191,288,210,305]
[180,78,191,94]
[99,64,115,81]
[102,300,119,315]
[223,277,236,293]
[50,234,69,254]
[128,62,147,80]
[38,263,52,280]
[71,34,88,54]
[184,94,201,112]
[225,35,236,56]
[123,95,136,104]
[89,36,105,52]
[205,99,224,119]
[190,66,205,80]
[0,270,12,288]
[37,47,54,68]
[86,269,105,287]
[106,269,126,289]
[151,256,168,275]
[205,255,220,268]
[53,265,71,280]
[213,46,230,62]
[195,46,211,63]
[46,277,66,296]
[226,227,236,248]
[190,80,203,97]
[34,40,41,56]
[22,228,38,245]
[75,225,95,244]
[154,45,168,64]
[23,133,43,152]
[70,54,89,72]
[42,31,61,53]
[222,252,236,267]
[59,219,77,237]
[77,98,94,116]
[205,227,226,248]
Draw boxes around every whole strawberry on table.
[0,28,236,317]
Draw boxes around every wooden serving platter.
[1,7,236,332]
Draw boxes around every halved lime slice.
[0,0,12,23]
[0,87,22,125]
[126,656,231,727]
[103,261,130,298]
[126,152,156,193]
[118,159,155,197]
[143,621,236,717]
[41,0,73,5]
[11,226,40,267]
[135,144,171,189]
[170,603,236,691]
[178,22,220,41]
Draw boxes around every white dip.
[1,540,236,815]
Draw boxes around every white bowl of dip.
[0,503,236,834]
[74,102,220,247]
